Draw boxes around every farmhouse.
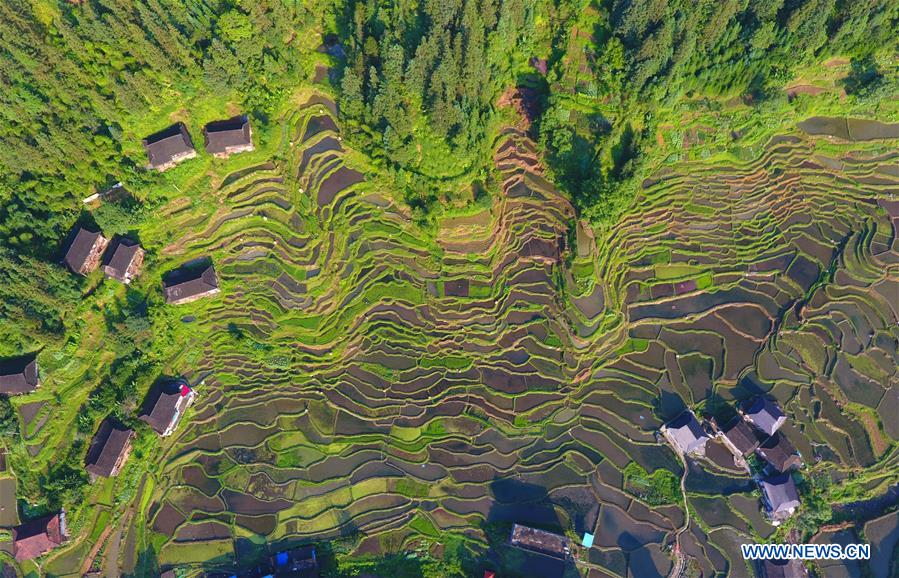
[271,545,318,577]
[143,123,196,171]
[661,410,709,457]
[62,227,109,275]
[718,418,761,458]
[103,237,145,284]
[139,379,196,436]
[509,523,570,559]
[756,433,802,473]
[163,263,220,305]
[12,512,67,561]
[741,397,786,436]
[0,356,39,395]
[85,418,135,478]
[757,558,808,578]
[759,473,800,524]
[204,115,254,158]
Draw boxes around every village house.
[0,356,39,396]
[756,432,802,473]
[741,397,786,437]
[271,545,318,577]
[139,379,196,436]
[12,512,67,561]
[718,418,761,458]
[85,418,135,479]
[756,558,808,578]
[163,263,220,305]
[661,410,710,458]
[204,115,254,158]
[103,237,145,284]
[759,473,800,524]
[62,227,109,275]
[143,123,196,171]
[714,417,761,470]
[509,523,570,560]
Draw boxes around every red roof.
[13,513,65,561]
[484,572,496,578]
[179,383,191,397]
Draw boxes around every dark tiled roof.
[742,397,786,436]
[665,411,709,454]
[139,380,190,435]
[760,473,800,515]
[13,513,65,561]
[510,524,570,559]
[85,418,135,477]
[163,264,219,304]
[759,558,807,578]
[757,432,802,473]
[103,237,142,281]
[0,357,38,395]
[143,123,194,168]
[722,419,760,456]
[204,115,252,153]
[62,228,104,273]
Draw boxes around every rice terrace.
[0,1,897,578]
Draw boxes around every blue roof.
[276,551,289,566]
[582,532,595,548]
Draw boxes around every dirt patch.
[497,87,541,132]
[313,64,330,84]
[18,401,45,429]
[785,84,826,98]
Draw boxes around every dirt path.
[79,523,113,576]
[667,452,691,578]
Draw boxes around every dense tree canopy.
[335,0,538,174]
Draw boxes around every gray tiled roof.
[760,473,800,515]
[743,397,786,436]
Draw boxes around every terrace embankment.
[140,97,898,577]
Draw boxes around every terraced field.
[119,96,897,577]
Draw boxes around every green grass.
[623,461,682,506]
[615,338,649,356]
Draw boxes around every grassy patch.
[623,461,681,506]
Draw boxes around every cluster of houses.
[0,117,251,565]
[661,397,804,527]
[62,226,145,283]
[5,378,198,562]
[661,397,807,577]
[143,115,254,171]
